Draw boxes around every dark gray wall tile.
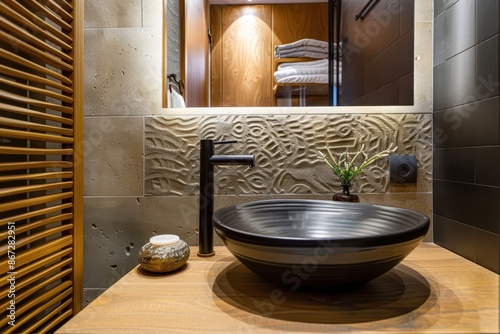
[350,81,400,106]
[476,0,500,43]
[471,97,500,146]
[433,47,476,111]
[364,30,414,94]
[433,0,500,273]
[433,97,500,148]
[476,35,499,100]
[433,180,500,234]
[475,228,500,273]
[398,72,413,105]
[476,146,500,186]
[433,215,475,262]
[362,0,401,62]
[434,0,445,18]
[341,0,364,78]
[433,148,475,182]
[444,0,475,59]
[400,0,414,35]
[433,12,446,65]
[361,0,393,23]
[434,0,460,18]
[342,71,364,104]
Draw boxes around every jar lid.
[149,234,180,246]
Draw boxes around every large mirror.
[163,0,416,108]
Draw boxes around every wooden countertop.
[57,243,499,333]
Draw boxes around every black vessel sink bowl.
[213,199,429,289]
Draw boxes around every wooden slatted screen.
[0,0,83,333]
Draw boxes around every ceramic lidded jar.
[138,235,190,273]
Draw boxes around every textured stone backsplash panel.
[145,114,432,196]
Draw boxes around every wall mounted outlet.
[390,156,417,183]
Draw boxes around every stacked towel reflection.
[273,39,341,85]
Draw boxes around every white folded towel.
[277,59,329,70]
[275,50,328,59]
[276,46,328,58]
[274,57,342,84]
[168,89,186,108]
[274,67,331,81]
[275,38,328,53]
[275,40,343,59]
[275,74,329,84]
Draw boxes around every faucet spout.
[198,139,254,257]
[210,154,254,167]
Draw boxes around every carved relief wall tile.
[145,114,432,196]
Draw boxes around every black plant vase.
[332,185,360,203]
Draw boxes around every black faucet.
[198,139,254,257]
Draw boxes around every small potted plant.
[318,144,397,202]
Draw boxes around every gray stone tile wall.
[84,117,144,196]
[84,0,142,28]
[84,28,162,116]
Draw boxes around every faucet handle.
[214,140,237,145]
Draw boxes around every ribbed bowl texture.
[214,199,429,289]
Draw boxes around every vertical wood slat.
[0,0,83,332]
[71,0,85,316]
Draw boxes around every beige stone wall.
[83,0,434,306]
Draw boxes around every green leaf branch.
[318,144,397,186]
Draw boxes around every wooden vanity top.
[57,243,499,333]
